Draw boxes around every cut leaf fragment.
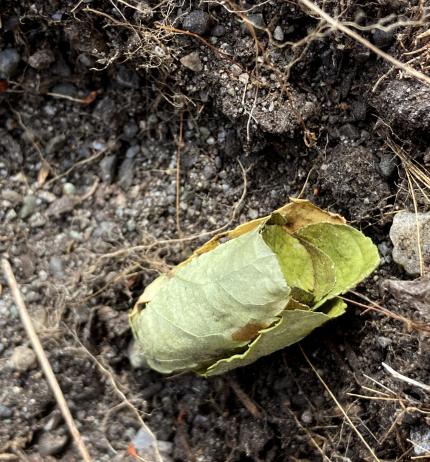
[130,199,379,376]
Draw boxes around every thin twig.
[66,335,163,462]
[382,363,430,392]
[299,0,430,87]
[176,112,184,238]
[225,377,263,419]
[300,346,382,462]
[1,259,92,462]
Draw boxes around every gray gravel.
[390,211,430,275]
[20,195,38,219]
[10,346,37,372]
[99,155,117,184]
[38,432,69,456]
[0,48,21,78]
[182,10,211,35]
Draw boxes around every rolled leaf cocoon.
[129,199,379,376]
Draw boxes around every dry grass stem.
[176,112,184,238]
[382,363,430,392]
[1,259,92,462]
[344,292,430,333]
[300,346,382,462]
[299,0,430,87]
[225,377,263,419]
[68,336,163,462]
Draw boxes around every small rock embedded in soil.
[410,427,430,455]
[118,158,135,190]
[45,134,66,155]
[38,432,69,456]
[245,13,265,32]
[20,195,38,219]
[211,24,225,37]
[11,345,37,371]
[180,52,203,72]
[377,80,430,132]
[28,49,55,70]
[379,152,397,179]
[182,10,211,35]
[390,211,430,275]
[0,404,13,419]
[99,155,117,184]
[49,256,65,278]
[115,65,141,89]
[2,189,22,204]
[273,25,284,41]
[126,145,140,158]
[62,182,76,195]
[0,48,21,79]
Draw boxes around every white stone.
[390,211,430,275]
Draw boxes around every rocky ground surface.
[0,0,430,461]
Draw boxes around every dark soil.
[1,1,429,461]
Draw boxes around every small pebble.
[45,134,66,155]
[379,153,397,179]
[91,140,106,151]
[69,230,83,241]
[20,195,38,219]
[123,121,139,139]
[182,10,211,35]
[11,345,37,371]
[180,52,203,72]
[0,404,12,419]
[0,48,21,79]
[28,49,55,70]
[238,73,249,84]
[5,209,17,221]
[49,256,65,278]
[126,145,140,158]
[38,432,69,457]
[37,190,57,203]
[273,25,284,41]
[2,189,22,204]
[230,64,242,76]
[118,158,135,190]
[245,13,265,34]
[199,127,211,139]
[99,155,117,184]
[62,182,76,195]
[115,65,141,89]
[126,219,136,232]
[158,441,173,455]
[376,336,392,348]
[211,24,225,37]
[390,211,430,275]
[301,409,313,424]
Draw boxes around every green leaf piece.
[262,224,316,297]
[201,298,346,377]
[129,200,379,376]
[296,223,380,308]
[131,228,291,374]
